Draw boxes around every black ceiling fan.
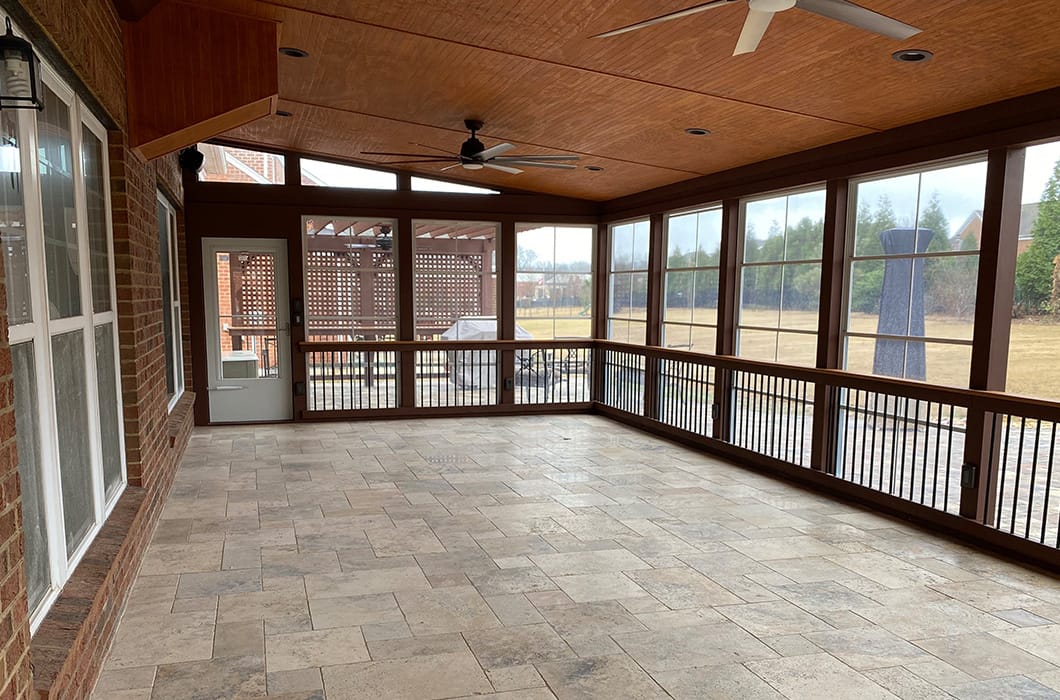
[361,119,579,175]
[593,0,921,55]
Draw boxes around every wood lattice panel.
[235,252,276,328]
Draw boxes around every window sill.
[166,391,195,447]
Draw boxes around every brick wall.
[0,258,32,700]
[0,1,197,698]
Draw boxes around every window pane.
[199,143,285,184]
[611,222,635,271]
[696,209,722,265]
[39,85,81,320]
[1,109,31,325]
[95,323,123,498]
[740,265,781,329]
[411,176,497,194]
[158,199,175,396]
[744,199,786,263]
[776,331,818,366]
[629,272,648,320]
[662,323,691,349]
[667,213,697,264]
[1009,139,1060,398]
[610,272,633,318]
[302,158,396,190]
[12,342,49,614]
[780,263,821,331]
[518,226,554,271]
[738,328,778,362]
[52,329,94,555]
[693,269,720,325]
[632,221,650,269]
[414,221,497,340]
[853,173,919,256]
[83,126,111,312]
[305,217,398,341]
[664,270,693,321]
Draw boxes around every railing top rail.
[301,339,595,353]
[595,340,1060,422]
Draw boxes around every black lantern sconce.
[0,17,43,111]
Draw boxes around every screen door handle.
[208,385,246,391]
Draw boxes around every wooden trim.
[811,179,848,472]
[961,147,1027,520]
[186,179,600,219]
[300,339,593,352]
[595,404,1060,575]
[712,199,740,440]
[396,215,416,408]
[642,213,665,419]
[499,220,516,404]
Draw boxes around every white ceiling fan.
[361,119,579,175]
[593,0,921,55]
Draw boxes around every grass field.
[517,305,1060,401]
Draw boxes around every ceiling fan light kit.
[594,0,922,57]
[360,118,579,177]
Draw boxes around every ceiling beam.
[123,2,279,159]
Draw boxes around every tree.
[1015,157,1060,312]
[849,196,896,313]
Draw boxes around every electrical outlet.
[504,377,514,391]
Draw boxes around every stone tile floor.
[93,415,1060,699]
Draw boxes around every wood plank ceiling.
[187,0,1060,201]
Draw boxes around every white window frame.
[158,192,184,409]
[4,34,126,632]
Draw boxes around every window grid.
[664,207,722,353]
[607,219,650,345]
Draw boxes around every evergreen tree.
[1015,157,1060,312]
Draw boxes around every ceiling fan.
[342,224,393,251]
[593,0,921,55]
[361,119,579,175]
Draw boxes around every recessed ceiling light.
[684,128,711,136]
[892,49,933,63]
[275,110,293,117]
[585,165,604,172]
[279,47,309,58]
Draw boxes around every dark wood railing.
[298,338,1060,566]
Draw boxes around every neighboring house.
[199,143,287,184]
[953,203,1040,254]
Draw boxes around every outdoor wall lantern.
[0,18,43,110]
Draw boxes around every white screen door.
[203,238,293,422]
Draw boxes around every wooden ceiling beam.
[124,2,279,159]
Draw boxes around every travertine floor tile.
[95,417,1060,700]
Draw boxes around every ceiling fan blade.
[733,8,775,55]
[483,163,523,175]
[491,154,580,162]
[440,163,462,171]
[361,151,452,159]
[475,143,515,160]
[795,0,920,39]
[592,0,736,38]
[496,161,577,170]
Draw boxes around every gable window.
[158,192,184,407]
[199,143,285,184]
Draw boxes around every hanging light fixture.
[0,18,43,110]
